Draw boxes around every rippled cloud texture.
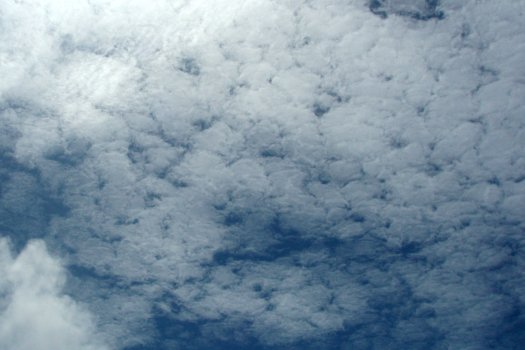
[1,0,524,349]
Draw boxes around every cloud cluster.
[0,239,108,350]
[1,0,524,349]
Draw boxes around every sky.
[0,0,524,349]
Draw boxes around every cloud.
[0,239,109,350]
[0,0,524,349]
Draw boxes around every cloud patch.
[0,239,109,350]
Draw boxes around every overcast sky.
[1,0,524,349]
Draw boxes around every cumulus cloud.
[0,239,108,350]
[1,0,524,349]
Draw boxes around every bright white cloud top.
[1,0,524,349]
[0,239,108,350]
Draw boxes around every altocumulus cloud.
[0,0,524,349]
[0,239,109,350]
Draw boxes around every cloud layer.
[1,0,524,349]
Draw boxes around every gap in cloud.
[369,0,444,20]
[0,153,70,253]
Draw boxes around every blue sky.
[1,0,524,349]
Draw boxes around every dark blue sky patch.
[259,148,285,159]
[493,307,525,349]
[132,309,269,350]
[68,264,124,289]
[369,0,444,20]
[178,57,201,76]
[214,207,324,265]
[43,136,92,166]
[0,154,70,252]
[312,102,330,118]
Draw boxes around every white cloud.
[0,239,109,350]
[1,0,524,348]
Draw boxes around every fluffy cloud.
[0,239,108,350]
[1,0,524,349]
